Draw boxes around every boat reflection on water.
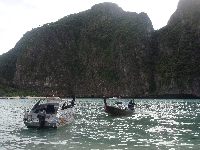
[103,96,136,116]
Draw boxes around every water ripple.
[0,98,200,149]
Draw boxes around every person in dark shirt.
[71,100,75,107]
[128,99,136,110]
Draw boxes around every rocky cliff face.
[0,1,200,97]
[154,0,200,96]
[12,2,154,97]
[168,0,200,26]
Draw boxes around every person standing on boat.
[128,99,136,110]
[103,96,108,112]
[71,95,76,107]
[71,99,75,107]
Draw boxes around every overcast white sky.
[0,0,179,55]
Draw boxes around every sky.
[0,0,179,55]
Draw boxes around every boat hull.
[105,106,134,116]
[24,111,75,128]
[24,121,57,128]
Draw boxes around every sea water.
[0,98,200,150]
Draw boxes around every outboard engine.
[37,110,46,130]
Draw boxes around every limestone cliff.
[154,0,200,96]
[0,1,200,97]
[11,3,154,97]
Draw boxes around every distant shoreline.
[0,94,199,99]
[0,96,47,99]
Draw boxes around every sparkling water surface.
[0,98,200,150]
